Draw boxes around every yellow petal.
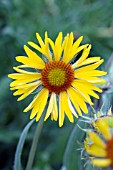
[30,89,49,120]
[91,86,102,93]
[52,93,58,121]
[86,89,99,99]
[75,59,104,73]
[74,72,106,84]
[9,66,35,74]
[68,98,78,118]
[8,72,41,80]
[73,57,101,68]
[72,79,101,99]
[72,80,94,105]
[13,66,30,73]
[24,88,47,112]
[17,64,32,68]
[36,89,49,121]
[10,81,40,90]
[44,93,54,121]
[13,88,26,96]
[88,132,105,148]
[71,36,83,51]
[45,31,48,40]
[62,34,69,53]
[14,82,40,101]
[74,79,101,92]
[91,158,111,168]
[68,36,83,62]
[75,70,107,77]
[55,32,63,46]
[67,87,88,114]
[17,85,39,101]
[13,86,33,95]
[86,144,106,157]
[36,32,44,47]
[28,41,42,53]
[67,87,83,116]
[48,38,55,56]
[74,89,88,113]
[13,82,39,96]
[94,119,112,140]
[16,56,44,69]
[10,76,40,87]
[63,32,74,62]
[54,32,63,61]
[59,92,65,127]
[62,91,74,123]
[24,45,45,68]
[67,44,89,63]
[28,33,52,62]
[43,40,52,62]
[72,45,91,68]
[48,33,63,61]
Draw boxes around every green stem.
[25,113,45,170]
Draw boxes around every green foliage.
[0,0,113,169]
[14,119,35,170]
[63,119,87,170]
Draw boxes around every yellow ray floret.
[93,119,112,140]
[91,159,111,168]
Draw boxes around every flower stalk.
[25,112,45,170]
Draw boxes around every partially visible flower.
[97,108,113,129]
[8,32,106,126]
[84,118,113,168]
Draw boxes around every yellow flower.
[8,32,106,127]
[84,119,113,168]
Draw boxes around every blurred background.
[0,0,113,169]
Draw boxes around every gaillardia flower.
[8,32,106,126]
[84,119,113,168]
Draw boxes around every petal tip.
[27,41,32,45]
[23,108,27,112]
[59,124,63,127]
[8,74,11,78]
[80,35,83,39]
[24,45,27,49]
[30,115,34,119]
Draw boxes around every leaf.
[62,119,87,170]
[14,119,35,170]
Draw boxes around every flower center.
[106,137,113,167]
[41,61,74,93]
[48,68,66,86]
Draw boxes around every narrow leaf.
[14,119,35,170]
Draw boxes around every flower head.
[84,118,113,168]
[8,32,106,126]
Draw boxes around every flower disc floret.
[41,61,74,94]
